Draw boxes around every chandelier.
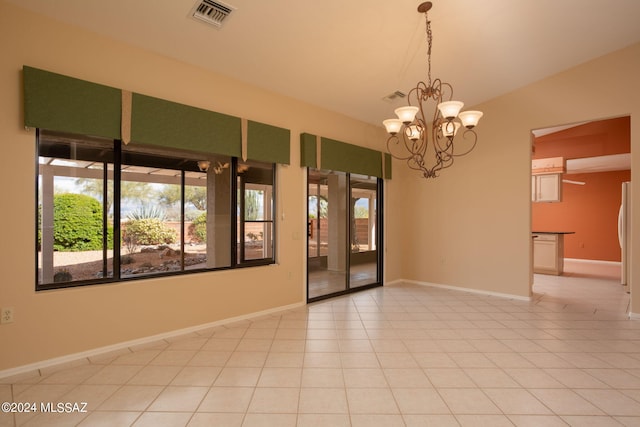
[383,1,483,179]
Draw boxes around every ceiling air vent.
[190,0,235,28]
[382,90,406,103]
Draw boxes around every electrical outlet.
[1,307,14,324]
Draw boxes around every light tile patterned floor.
[1,264,638,426]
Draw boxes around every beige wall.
[1,0,639,374]
[396,41,639,306]
[0,1,391,373]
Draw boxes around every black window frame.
[236,160,277,267]
[305,168,384,303]
[35,129,277,291]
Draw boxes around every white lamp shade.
[407,125,421,141]
[441,121,461,137]
[394,106,419,124]
[437,101,464,119]
[383,119,403,135]
[458,110,483,128]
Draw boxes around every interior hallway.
[1,262,638,427]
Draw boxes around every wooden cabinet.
[532,157,563,203]
[533,233,564,275]
[532,173,562,202]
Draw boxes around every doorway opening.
[530,116,631,311]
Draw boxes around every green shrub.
[124,218,176,246]
[52,193,113,252]
[127,206,167,221]
[188,212,207,243]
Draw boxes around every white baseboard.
[387,279,531,302]
[0,301,305,381]
[564,258,621,266]
[629,312,640,320]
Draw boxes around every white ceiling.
[7,0,640,126]
[531,122,591,138]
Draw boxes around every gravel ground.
[40,245,207,282]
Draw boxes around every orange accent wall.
[532,170,630,261]
[532,117,630,262]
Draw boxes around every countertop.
[532,231,575,234]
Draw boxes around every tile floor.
[2,263,639,427]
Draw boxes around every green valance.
[23,66,292,163]
[23,66,122,140]
[247,121,290,164]
[300,132,318,168]
[384,150,393,179]
[130,93,242,157]
[300,133,392,179]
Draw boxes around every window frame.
[236,161,277,267]
[35,129,277,291]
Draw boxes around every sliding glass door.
[349,174,379,288]
[307,169,382,301]
[307,170,348,299]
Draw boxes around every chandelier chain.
[425,13,432,88]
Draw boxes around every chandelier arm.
[433,142,449,163]
[408,141,426,161]
[436,80,454,102]
[434,140,453,168]
[438,153,454,168]
[386,135,416,161]
[407,156,426,172]
[424,164,440,179]
[405,151,432,175]
[438,156,455,172]
[412,83,429,100]
[450,129,478,157]
[412,121,428,153]
[434,138,455,175]
[435,134,454,154]
[431,119,442,152]
[387,132,429,165]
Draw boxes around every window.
[37,132,115,285]
[36,130,276,290]
[237,160,275,264]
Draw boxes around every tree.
[158,185,207,211]
[157,185,180,208]
[308,195,328,219]
[75,178,155,214]
[187,187,207,211]
[245,190,261,220]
